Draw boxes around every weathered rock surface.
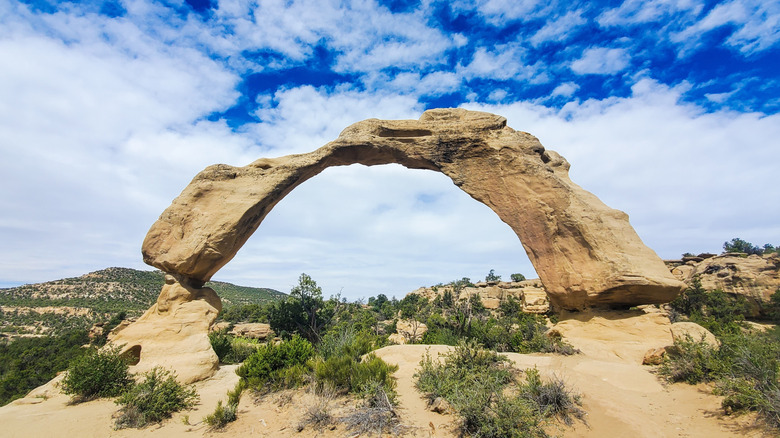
[230,323,274,340]
[669,253,780,316]
[411,279,549,313]
[670,322,719,348]
[109,275,221,384]
[389,319,428,344]
[143,108,683,310]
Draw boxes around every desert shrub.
[209,330,233,363]
[415,341,583,437]
[661,328,780,430]
[204,400,237,429]
[519,368,586,426]
[61,345,132,401]
[318,327,374,360]
[510,273,526,282]
[659,334,723,384]
[669,276,750,336]
[313,352,398,396]
[297,388,335,432]
[204,380,245,429]
[237,334,314,390]
[224,339,259,364]
[342,380,402,435]
[114,367,198,429]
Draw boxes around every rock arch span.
[115,108,684,382]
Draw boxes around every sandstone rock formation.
[123,109,683,382]
[411,280,549,313]
[109,275,221,384]
[389,319,428,344]
[230,323,274,340]
[669,253,780,316]
[143,108,683,310]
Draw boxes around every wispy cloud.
[570,47,631,75]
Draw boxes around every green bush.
[237,335,314,390]
[204,400,237,430]
[669,277,750,336]
[209,331,233,363]
[415,341,583,437]
[114,367,198,429]
[312,352,398,396]
[659,335,723,384]
[0,329,90,406]
[660,329,780,430]
[61,345,132,401]
[510,273,526,282]
[519,368,586,426]
[224,339,258,364]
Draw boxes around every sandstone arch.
[119,108,684,382]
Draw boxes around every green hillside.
[0,267,285,337]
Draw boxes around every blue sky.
[1,0,778,299]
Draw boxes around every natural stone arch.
[116,108,684,382]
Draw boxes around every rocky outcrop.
[230,323,273,340]
[109,275,221,384]
[143,109,683,310]
[389,319,428,344]
[411,280,549,313]
[669,253,780,316]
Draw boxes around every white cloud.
[0,4,253,284]
[570,47,631,75]
[673,0,780,55]
[597,0,703,26]
[251,85,423,155]
[530,10,586,46]
[458,45,550,83]
[452,0,544,25]
[465,78,780,259]
[551,82,579,97]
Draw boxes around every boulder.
[210,321,231,333]
[390,319,427,344]
[142,109,683,311]
[230,323,273,340]
[642,347,666,365]
[670,322,719,348]
[430,397,454,414]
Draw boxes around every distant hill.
[0,267,285,337]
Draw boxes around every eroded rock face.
[411,280,550,313]
[110,275,221,383]
[142,109,683,311]
[670,253,780,316]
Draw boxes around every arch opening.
[214,163,538,299]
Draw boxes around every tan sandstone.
[115,109,684,383]
[670,321,719,348]
[670,253,780,316]
[109,275,221,383]
[230,323,274,340]
[142,109,683,310]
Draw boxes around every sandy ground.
[0,309,773,438]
